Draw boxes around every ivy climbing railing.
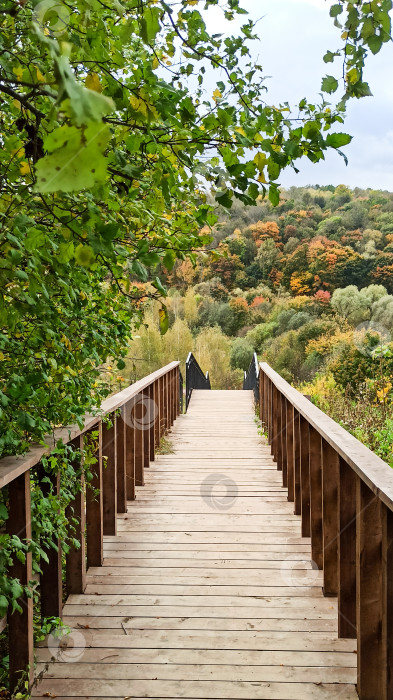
[0,362,180,693]
[259,361,393,700]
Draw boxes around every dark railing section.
[259,361,393,700]
[243,351,259,403]
[0,362,181,694]
[179,369,184,414]
[185,352,211,411]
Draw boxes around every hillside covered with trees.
[125,185,393,466]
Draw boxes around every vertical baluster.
[309,426,323,570]
[86,422,103,567]
[338,458,356,639]
[271,384,277,462]
[275,387,282,471]
[281,394,287,488]
[133,393,144,487]
[321,439,338,596]
[356,479,384,699]
[116,406,127,512]
[40,466,62,620]
[159,375,165,436]
[125,398,136,500]
[142,390,150,472]
[382,502,393,700]
[293,409,301,516]
[102,412,117,536]
[8,471,34,692]
[286,401,294,503]
[154,379,161,448]
[149,383,155,462]
[299,415,310,538]
[66,435,86,593]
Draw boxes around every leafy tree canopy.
[0,0,391,455]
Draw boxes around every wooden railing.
[0,362,181,693]
[259,361,393,700]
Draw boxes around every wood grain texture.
[32,390,357,700]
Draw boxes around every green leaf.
[74,244,95,267]
[57,241,75,264]
[321,75,339,94]
[326,132,352,148]
[152,276,167,297]
[0,504,8,521]
[16,411,36,431]
[159,306,169,335]
[215,190,233,209]
[116,359,126,370]
[323,51,336,63]
[368,34,383,54]
[140,7,161,44]
[35,123,110,194]
[268,185,280,207]
[0,595,8,618]
[25,228,46,252]
[330,4,343,17]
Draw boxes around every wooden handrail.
[0,361,180,489]
[1,361,181,694]
[259,361,393,700]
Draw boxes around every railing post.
[309,426,323,570]
[382,503,393,700]
[142,390,150,472]
[280,393,287,488]
[66,435,86,594]
[321,438,339,596]
[159,375,165,436]
[149,383,155,462]
[154,379,161,448]
[125,399,136,500]
[116,406,127,512]
[133,394,145,487]
[102,412,117,536]
[356,479,384,699]
[8,470,34,692]
[286,401,294,503]
[40,466,62,621]
[275,386,282,471]
[293,409,301,515]
[299,415,310,538]
[86,422,103,568]
[338,458,356,639]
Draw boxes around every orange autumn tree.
[248,220,280,248]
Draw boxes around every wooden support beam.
[356,478,383,699]
[66,436,86,595]
[338,458,356,639]
[116,406,127,512]
[286,401,294,503]
[102,412,117,536]
[8,471,34,692]
[40,468,62,621]
[280,394,287,488]
[322,438,339,596]
[299,416,310,538]
[309,426,323,570]
[293,409,301,516]
[86,423,103,568]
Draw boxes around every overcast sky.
[206,0,393,190]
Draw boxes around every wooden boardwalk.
[34,390,358,699]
